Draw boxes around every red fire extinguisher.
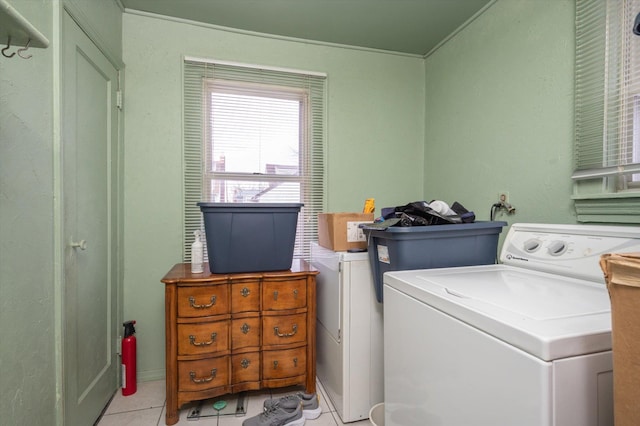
[121,320,137,396]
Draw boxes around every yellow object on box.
[318,213,374,251]
[363,198,375,214]
[600,252,640,426]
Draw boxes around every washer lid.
[384,264,611,361]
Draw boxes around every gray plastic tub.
[198,203,303,274]
[362,221,507,302]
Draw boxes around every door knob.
[71,239,87,250]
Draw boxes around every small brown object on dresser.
[161,260,318,425]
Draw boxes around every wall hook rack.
[0,0,49,59]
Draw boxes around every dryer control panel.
[500,223,640,283]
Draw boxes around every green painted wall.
[0,1,55,424]
[122,13,425,380]
[423,0,575,233]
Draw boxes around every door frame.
[52,3,125,424]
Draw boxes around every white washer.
[311,242,384,422]
[383,223,640,426]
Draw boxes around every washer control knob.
[523,239,542,253]
[547,240,567,256]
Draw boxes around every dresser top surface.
[161,259,318,284]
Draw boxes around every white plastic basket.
[369,403,384,426]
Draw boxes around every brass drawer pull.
[274,324,298,338]
[240,323,250,334]
[189,369,217,383]
[189,332,217,346]
[241,358,250,369]
[273,289,299,301]
[241,287,250,297]
[273,358,297,370]
[189,295,216,309]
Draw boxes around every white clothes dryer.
[383,223,640,426]
[311,242,384,423]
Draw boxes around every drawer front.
[231,352,260,384]
[231,281,260,313]
[262,278,307,311]
[178,285,229,318]
[262,347,307,380]
[231,317,260,350]
[262,313,307,347]
[178,357,229,392]
[177,322,229,356]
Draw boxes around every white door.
[62,11,120,425]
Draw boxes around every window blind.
[183,59,326,262]
[574,0,640,182]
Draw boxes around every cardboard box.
[600,253,640,426]
[318,213,374,251]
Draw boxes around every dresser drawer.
[262,347,307,380]
[177,322,229,356]
[262,313,307,346]
[177,285,229,318]
[231,280,260,313]
[262,278,307,311]
[231,317,260,350]
[178,357,230,392]
[231,352,260,384]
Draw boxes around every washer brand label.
[506,254,529,262]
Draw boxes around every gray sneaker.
[264,392,321,420]
[242,400,305,426]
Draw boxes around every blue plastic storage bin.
[197,203,303,274]
[362,221,507,302]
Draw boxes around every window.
[573,0,640,222]
[203,81,305,203]
[183,59,326,261]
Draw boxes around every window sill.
[573,193,640,224]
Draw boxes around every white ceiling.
[120,0,495,56]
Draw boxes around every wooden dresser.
[161,260,318,425]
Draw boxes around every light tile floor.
[97,378,374,426]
